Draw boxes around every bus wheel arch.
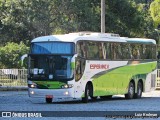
[134,79,143,99]
[125,80,135,99]
[82,81,96,103]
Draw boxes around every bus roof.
[31,32,156,44]
[125,38,156,44]
[31,32,125,43]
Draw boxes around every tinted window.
[87,42,99,59]
[77,41,87,58]
[31,42,75,54]
[77,41,156,60]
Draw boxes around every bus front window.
[28,42,74,80]
[28,55,73,80]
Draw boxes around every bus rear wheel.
[46,98,52,103]
[134,81,142,99]
[125,81,135,99]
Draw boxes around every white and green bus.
[28,32,157,103]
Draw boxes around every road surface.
[0,90,160,120]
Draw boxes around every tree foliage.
[150,0,160,28]
[0,42,29,68]
[0,0,60,44]
[0,0,156,43]
[106,0,147,37]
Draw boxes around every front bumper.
[28,88,74,99]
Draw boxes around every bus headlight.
[61,84,73,89]
[28,83,37,88]
[30,91,34,94]
[64,91,69,95]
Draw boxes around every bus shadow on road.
[51,95,156,104]
[51,96,130,104]
[31,96,155,104]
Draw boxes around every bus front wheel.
[125,81,135,99]
[82,84,90,103]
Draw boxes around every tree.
[0,42,29,68]
[106,0,149,37]
[0,0,156,44]
[150,0,160,28]
[51,0,101,33]
[0,0,62,44]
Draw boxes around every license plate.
[46,95,53,98]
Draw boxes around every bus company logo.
[90,64,109,70]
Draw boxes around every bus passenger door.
[74,57,86,98]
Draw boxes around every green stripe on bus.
[32,81,65,89]
[91,62,156,97]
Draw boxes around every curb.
[0,86,28,91]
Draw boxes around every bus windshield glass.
[28,55,73,80]
[28,42,75,81]
[31,42,75,54]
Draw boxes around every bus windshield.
[31,42,75,54]
[28,42,75,81]
[28,55,73,80]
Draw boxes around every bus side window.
[157,51,160,59]
[101,42,107,59]
[104,42,111,59]
[110,43,114,59]
[127,44,133,59]
[142,45,146,59]
[75,60,81,81]
[130,44,140,59]
[146,45,152,59]
[98,42,104,59]
[152,45,156,59]
[87,42,99,59]
[77,41,87,58]
[75,58,85,81]
[139,45,143,59]
[136,45,140,59]
[143,45,152,59]
[121,43,129,59]
[115,43,123,59]
[111,43,122,59]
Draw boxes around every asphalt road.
[0,90,160,120]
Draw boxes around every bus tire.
[134,81,142,99]
[82,84,90,103]
[125,81,135,99]
[90,84,97,100]
[46,98,52,103]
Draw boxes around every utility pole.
[101,0,105,33]
[155,29,160,45]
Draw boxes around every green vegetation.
[0,42,29,68]
[150,0,160,28]
[0,0,159,68]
